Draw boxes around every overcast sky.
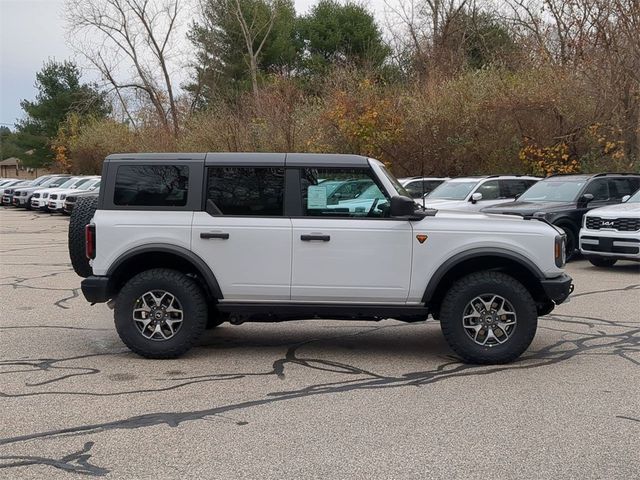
[0,0,388,128]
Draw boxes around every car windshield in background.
[379,167,411,198]
[518,179,586,202]
[428,181,477,200]
[58,178,80,189]
[628,189,640,203]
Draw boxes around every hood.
[422,199,471,210]
[481,200,576,215]
[586,202,640,217]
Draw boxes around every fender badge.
[416,234,428,244]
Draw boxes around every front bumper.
[541,273,573,305]
[81,276,111,303]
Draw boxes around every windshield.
[627,189,640,203]
[518,179,586,202]
[31,176,52,186]
[58,178,81,189]
[428,181,478,200]
[379,166,411,197]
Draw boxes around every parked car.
[12,175,72,209]
[74,152,572,364]
[423,175,539,211]
[31,176,91,210]
[0,178,18,187]
[0,179,30,199]
[2,177,50,206]
[63,188,100,215]
[399,176,449,200]
[579,188,640,267]
[49,178,101,213]
[482,173,640,258]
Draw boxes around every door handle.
[200,232,230,240]
[301,234,330,242]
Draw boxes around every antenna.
[421,158,426,210]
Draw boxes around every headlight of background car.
[61,194,66,200]
[555,235,566,268]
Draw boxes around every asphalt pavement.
[0,208,638,479]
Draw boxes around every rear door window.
[206,167,285,216]
[500,179,536,199]
[114,165,189,206]
[608,178,640,199]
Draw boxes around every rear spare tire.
[68,196,98,278]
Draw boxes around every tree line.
[2,0,638,177]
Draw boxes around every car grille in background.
[586,217,640,231]
[66,196,77,202]
[32,193,40,198]
[50,194,58,200]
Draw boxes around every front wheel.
[114,269,208,358]
[439,271,538,364]
[588,257,617,268]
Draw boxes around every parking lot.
[0,207,638,479]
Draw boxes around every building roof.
[0,157,21,166]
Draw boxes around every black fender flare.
[107,243,224,299]
[421,247,545,303]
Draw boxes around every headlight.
[555,235,566,268]
[21,191,27,196]
[61,194,66,200]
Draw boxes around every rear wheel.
[68,196,98,278]
[440,271,538,364]
[114,269,208,358]
[588,257,617,268]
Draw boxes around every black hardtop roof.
[105,152,370,167]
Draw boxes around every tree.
[298,1,390,74]
[66,0,184,136]
[188,0,298,104]
[15,60,109,168]
[0,127,23,161]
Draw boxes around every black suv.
[482,173,640,257]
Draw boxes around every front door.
[290,166,413,303]
[191,166,291,301]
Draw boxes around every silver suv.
[72,153,572,363]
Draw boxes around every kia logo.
[601,220,615,227]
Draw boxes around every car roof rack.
[592,172,640,177]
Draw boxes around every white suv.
[424,176,539,211]
[73,153,572,364]
[579,189,640,267]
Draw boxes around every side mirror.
[622,195,630,203]
[390,195,418,217]
[514,193,522,200]
[470,192,483,204]
[578,193,594,207]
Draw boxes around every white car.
[31,176,97,210]
[47,177,101,213]
[73,153,572,364]
[0,179,28,197]
[423,176,539,211]
[579,189,640,267]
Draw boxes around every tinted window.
[583,179,609,201]
[474,180,500,200]
[301,168,389,217]
[501,179,536,198]
[608,178,640,199]
[404,180,443,198]
[206,167,284,216]
[114,165,189,206]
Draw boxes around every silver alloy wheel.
[462,294,517,347]
[132,290,184,341]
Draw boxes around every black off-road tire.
[68,196,98,278]
[114,269,208,359]
[588,257,617,268]
[440,271,538,364]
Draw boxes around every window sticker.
[307,185,327,209]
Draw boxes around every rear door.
[289,164,412,303]
[191,161,292,301]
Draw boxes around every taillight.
[85,224,96,259]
